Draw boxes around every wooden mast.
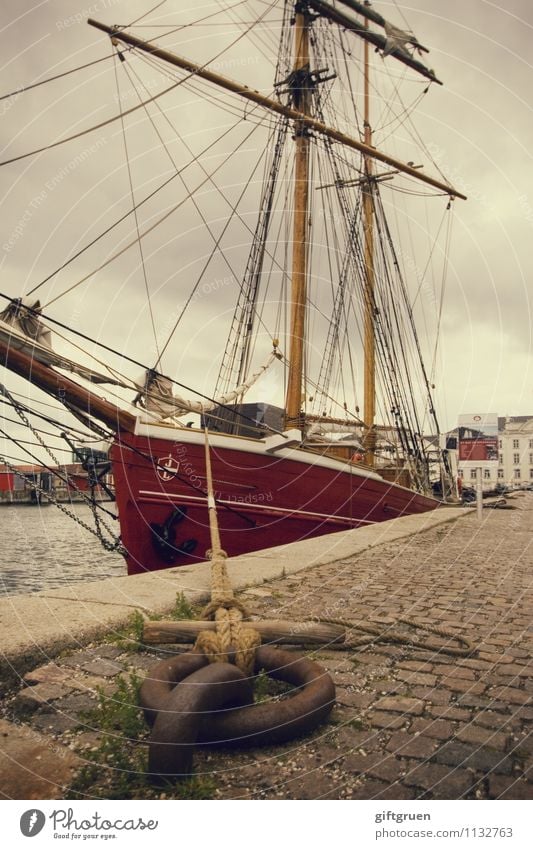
[86,19,466,200]
[285,7,310,428]
[362,12,376,464]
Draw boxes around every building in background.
[497,416,533,488]
[456,414,533,490]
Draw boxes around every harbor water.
[0,503,126,596]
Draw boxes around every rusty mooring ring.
[147,661,254,780]
[140,645,335,780]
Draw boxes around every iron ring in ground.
[146,661,255,780]
[197,645,336,748]
[140,645,336,775]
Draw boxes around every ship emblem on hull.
[156,454,180,482]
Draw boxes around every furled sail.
[134,350,281,419]
[0,298,123,386]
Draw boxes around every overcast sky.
[1,0,532,443]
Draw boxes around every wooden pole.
[362,18,376,465]
[143,618,346,646]
[0,339,135,432]
[285,9,310,428]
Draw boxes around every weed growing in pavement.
[253,668,293,703]
[104,610,146,652]
[104,593,199,652]
[69,671,216,800]
[169,591,197,620]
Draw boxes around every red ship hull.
[110,424,439,575]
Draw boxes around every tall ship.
[0,1,464,574]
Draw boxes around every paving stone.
[457,659,493,672]
[397,661,435,673]
[498,663,533,678]
[349,779,416,800]
[319,659,356,673]
[0,718,82,799]
[79,658,123,677]
[29,711,81,735]
[342,752,404,784]
[435,664,476,680]
[386,731,437,759]
[335,691,375,709]
[353,651,393,666]
[455,694,508,711]
[396,670,437,687]
[94,645,126,660]
[410,718,454,741]
[13,682,74,713]
[432,741,515,776]
[473,711,514,731]
[441,677,486,695]
[333,727,382,753]
[489,687,531,706]
[454,724,509,750]
[374,697,425,715]
[488,775,533,800]
[403,762,474,799]
[479,652,515,664]
[48,692,97,715]
[410,686,449,704]
[513,706,533,721]
[23,664,73,686]
[367,711,406,730]
[58,651,97,668]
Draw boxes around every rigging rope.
[0,53,119,103]
[113,49,161,362]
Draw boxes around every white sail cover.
[0,298,52,348]
[383,21,413,57]
[135,351,280,419]
[0,298,123,386]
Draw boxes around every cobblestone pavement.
[1,497,532,800]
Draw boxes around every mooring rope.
[193,429,261,675]
[317,616,475,658]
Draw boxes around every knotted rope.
[193,429,261,675]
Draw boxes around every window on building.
[498,469,504,479]
[484,469,491,479]
[513,453,520,464]
[530,468,533,479]
[529,439,533,449]
[499,454,503,464]
[513,439,520,449]
[530,453,533,465]
[458,469,464,478]
[514,468,521,479]
[470,469,477,480]
[499,439,502,449]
